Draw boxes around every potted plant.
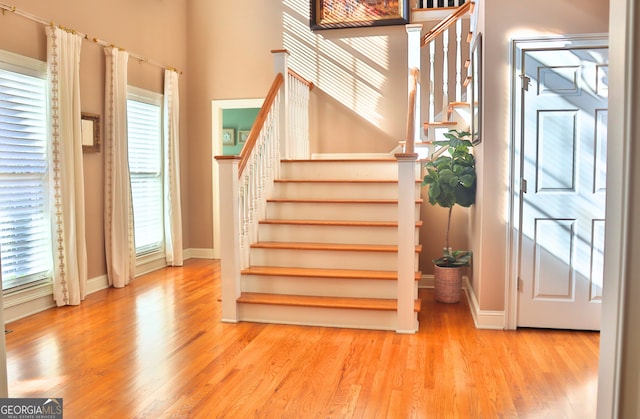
[422,129,476,303]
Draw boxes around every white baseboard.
[463,277,505,330]
[87,275,109,294]
[4,293,55,325]
[184,248,215,259]
[4,248,218,324]
[4,274,109,324]
[419,274,505,330]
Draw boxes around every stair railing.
[422,1,473,116]
[405,68,420,154]
[287,68,314,159]
[419,0,466,8]
[407,2,473,153]
[215,50,312,323]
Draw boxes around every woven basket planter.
[434,265,463,303]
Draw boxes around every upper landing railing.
[407,1,474,147]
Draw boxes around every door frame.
[505,34,609,329]
[211,98,264,259]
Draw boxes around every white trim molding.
[464,277,505,330]
[211,98,264,260]
[184,248,215,260]
[419,274,505,330]
[506,33,609,331]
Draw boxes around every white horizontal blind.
[0,57,52,290]
[127,90,164,256]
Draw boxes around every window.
[0,51,52,291]
[127,87,164,257]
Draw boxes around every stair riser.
[271,182,420,200]
[280,161,419,181]
[450,106,471,129]
[241,275,398,299]
[258,224,419,245]
[428,125,456,143]
[265,202,421,222]
[238,304,405,331]
[249,248,419,271]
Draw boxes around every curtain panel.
[163,70,183,266]
[104,47,135,288]
[45,26,88,306]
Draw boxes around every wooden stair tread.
[282,158,396,163]
[260,219,423,228]
[242,266,422,281]
[449,101,470,109]
[237,292,422,312]
[250,241,422,253]
[424,121,458,127]
[274,179,421,184]
[267,198,423,204]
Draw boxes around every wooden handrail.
[288,68,314,91]
[422,140,449,161]
[405,68,420,154]
[421,1,472,47]
[238,72,284,176]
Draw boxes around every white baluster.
[429,39,436,123]
[407,24,423,147]
[455,18,462,102]
[442,28,449,117]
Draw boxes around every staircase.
[217,4,477,334]
[235,159,422,331]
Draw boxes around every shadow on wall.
[282,0,410,152]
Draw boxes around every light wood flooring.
[5,259,599,418]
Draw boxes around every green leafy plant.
[422,130,476,267]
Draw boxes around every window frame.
[126,86,166,273]
[0,49,53,295]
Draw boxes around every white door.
[515,38,608,330]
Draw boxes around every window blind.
[127,96,164,256]
[0,66,51,290]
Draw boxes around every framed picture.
[238,130,250,144]
[81,112,101,152]
[470,33,482,145]
[222,128,235,145]
[310,0,410,30]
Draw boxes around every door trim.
[211,98,264,259]
[505,33,609,330]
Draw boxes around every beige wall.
[473,0,610,310]
[0,0,188,279]
[0,1,610,309]
[187,0,415,251]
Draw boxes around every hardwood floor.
[5,259,599,418]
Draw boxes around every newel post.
[396,152,419,333]
[272,49,289,159]
[215,156,242,323]
[406,24,423,146]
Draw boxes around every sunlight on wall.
[283,0,391,128]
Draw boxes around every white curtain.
[163,70,183,266]
[104,47,135,288]
[46,26,88,306]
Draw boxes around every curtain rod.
[0,2,181,74]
